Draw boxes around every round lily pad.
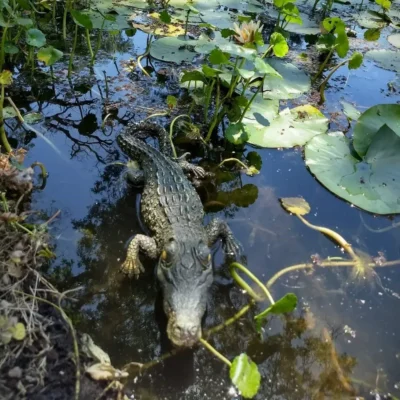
[353,104,400,157]
[150,36,198,63]
[305,129,400,215]
[263,59,310,100]
[280,197,310,215]
[245,104,328,148]
[365,49,400,73]
[388,33,400,48]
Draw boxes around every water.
[8,15,400,400]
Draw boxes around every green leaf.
[348,52,363,69]
[26,28,46,48]
[365,49,400,72]
[335,30,349,58]
[202,64,221,77]
[237,15,252,23]
[16,17,33,26]
[166,95,177,108]
[254,57,282,77]
[322,17,346,34]
[376,0,391,9]
[230,354,261,399]
[388,33,400,48]
[11,322,26,341]
[209,48,230,65]
[255,293,298,320]
[282,3,302,25]
[305,127,400,215]
[24,112,43,124]
[0,70,12,85]
[221,28,236,38]
[270,32,289,57]
[150,37,198,64]
[70,10,93,29]
[186,4,199,14]
[353,104,400,157]
[273,0,293,7]
[340,101,361,121]
[4,42,18,54]
[317,33,335,50]
[253,31,264,46]
[262,59,310,100]
[159,10,171,24]
[37,46,63,66]
[364,28,381,41]
[125,28,137,37]
[234,95,248,107]
[225,122,249,145]
[246,151,262,170]
[181,70,206,83]
[3,106,17,119]
[237,68,255,80]
[245,104,328,148]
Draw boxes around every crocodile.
[117,121,242,348]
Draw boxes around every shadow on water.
[5,7,400,399]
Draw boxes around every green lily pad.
[255,293,298,320]
[353,104,400,157]
[37,46,63,66]
[245,105,328,148]
[26,28,46,48]
[24,112,44,124]
[3,106,18,119]
[242,94,279,125]
[199,9,236,30]
[263,59,310,100]
[355,11,387,29]
[230,354,261,399]
[305,128,400,215]
[365,49,400,73]
[340,101,361,121]
[225,122,248,144]
[150,36,198,63]
[388,33,400,48]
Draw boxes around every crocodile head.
[157,238,213,347]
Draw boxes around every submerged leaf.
[11,323,26,341]
[225,123,248,145]
[280,197,310,215]
[86,363,128,381]
[81,334,111,364]
[0,70,13,85]
[365,49,400,73]
[230,354,261,399]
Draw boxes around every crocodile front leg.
[206,218,243,260]
[121,235,158,279]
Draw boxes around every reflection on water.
[6,19,400,400]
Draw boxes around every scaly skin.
[117,121,242,347]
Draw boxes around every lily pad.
[150,36,198,63]
[341,100,361,121]
[37,46,63,66]
[26,28,46,48]
[3,106,18,119]
[355,11,387,29]
[230,354,261,399]
[245,105,328,148]
[280,197,310,215]
[353,104,400,157]
[305,128,400,215]
[365,49,400,73]
[24,112,44,124]
[388,33,400,48]
[263,59,310,100]
[200,9,236,30]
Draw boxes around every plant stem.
[218,157,248,170]
[0,84,12,153]
[68,24,78,78]
[204,79,215,123]
[184,10,191,39]
[230,262,275,304]
[63,0,70,40]
[199,338,232,366]
[238,76,264,123]
[169,114,190,158]
[85,29,94,61]
[227,57,246,98]
[205,78,221,142]
[319,59,348,103]
[296,214,358,261]
[312,47,334,83]
[0,26,9,71]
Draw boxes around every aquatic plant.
[272,0,303,32]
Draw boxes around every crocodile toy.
[117,121,242,347]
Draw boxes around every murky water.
[8,12,400,400]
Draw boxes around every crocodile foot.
[120,256,144,279]
[223,235,244,261]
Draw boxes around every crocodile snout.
[167,317,201,347]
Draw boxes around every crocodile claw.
[223,235,244,262]
[120,256,144,279]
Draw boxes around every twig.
[42,209,61,226]
[15,291,81,400]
